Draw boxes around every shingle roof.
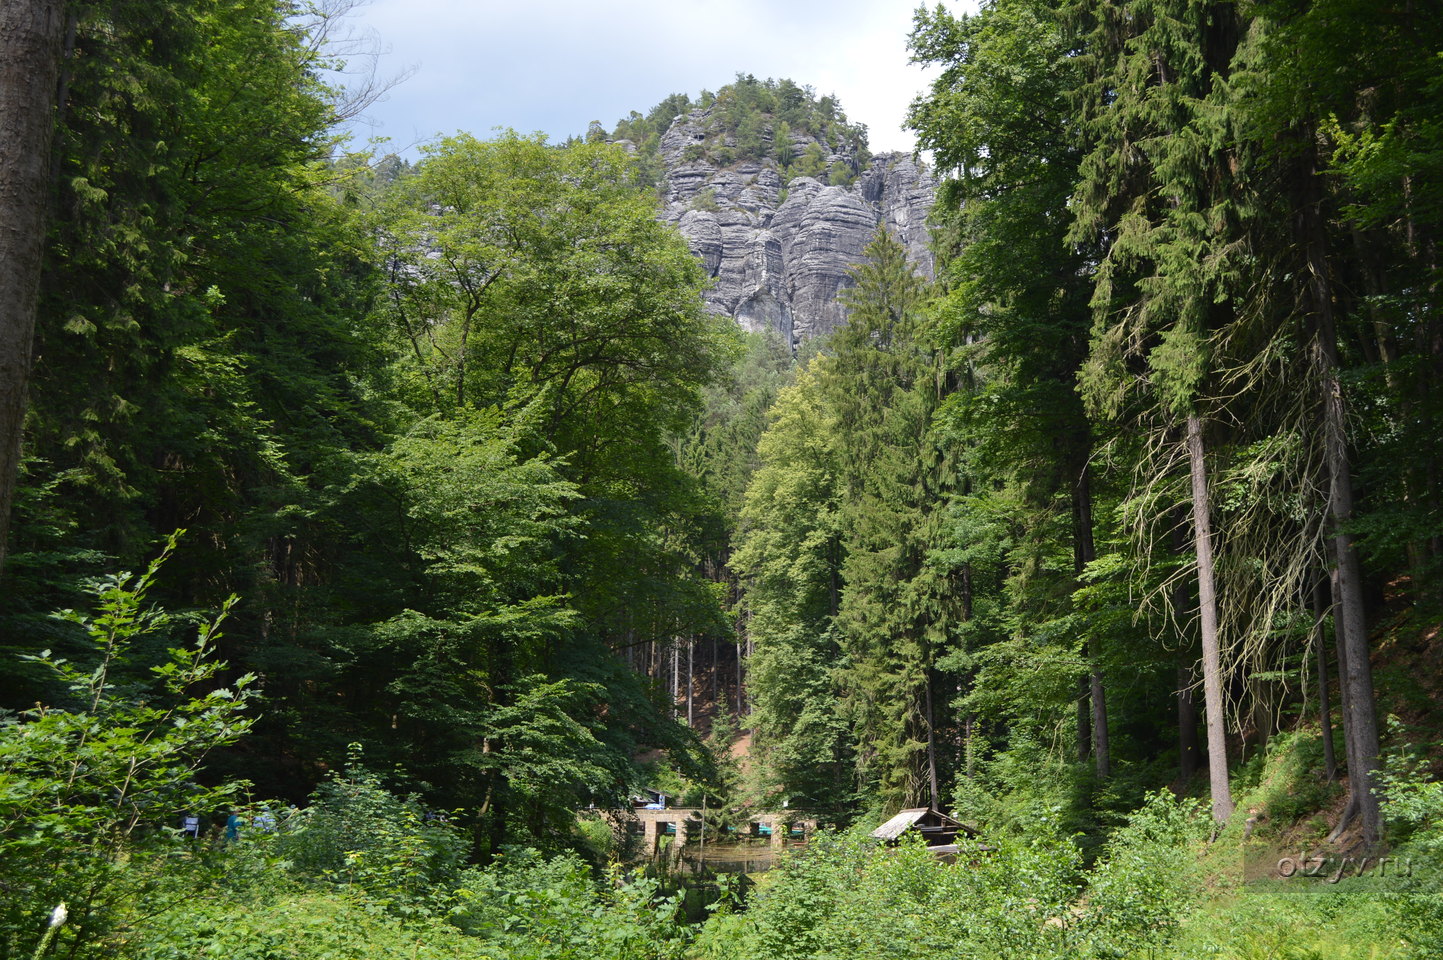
[871,807,975,841]
[873,808,932,841]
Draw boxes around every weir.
[606,807,818,853]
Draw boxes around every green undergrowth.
[694,793,1212,960]
[6,575,1436,960]
[1173,722,1440,959]
[83,767,1443,960]
[1168,887,1403,960]
[126,892,494,960]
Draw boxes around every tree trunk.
[1073,496,1090,764]
[1171,520,1200,782]
[0,0,67,573]
[1178,663,1200,782]
[963,713,975,780]
[745,635,754,716]
[1312,576,1337,782]
[924,665,940,807]
[672,641,680,720]
[1072,461,1109,777]
[1076,676,1092,763]
[1089,647,1110,778]
[1248,673,1274,759]
[736,640,744,717]
[1187,412,1234,824]
[1304,163,1383,847]
[1328,568,1361,839]
[1321,364,1382,845]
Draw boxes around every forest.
[0,0,1440,958]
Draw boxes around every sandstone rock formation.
[642,105,936,348]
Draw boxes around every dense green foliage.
[2,576,1434,958]
[0,538,253,954]
[2,0,732,866]
[698,794,1208,960]
[2,0,1442,957]
[726,0,1443,850]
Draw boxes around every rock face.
[646,106,935,347]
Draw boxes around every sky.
[333,0,977,158]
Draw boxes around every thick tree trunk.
[1187,412,1234,823]
[1320,360,1382,845]
[1304,164,1383,847]
[0,0,67,573]
[1089,649,1110,778]
[1249,673,1275,758]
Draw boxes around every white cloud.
[336,0,979,156]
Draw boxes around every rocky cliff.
[619,99,935,348]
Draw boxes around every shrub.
[279,751,466,916]
[0,535,255,958]
[709,825,1083,960]
[450,849,692,960]
[690,188,720,212]
[573,812,620,863]
[1378,738,1443,956]
[1082,791,1210,956]
[127,891,491,960]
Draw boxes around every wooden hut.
[871,808,981,859]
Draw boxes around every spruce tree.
[1067,0,1251,823]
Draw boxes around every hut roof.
[871,807,972,842]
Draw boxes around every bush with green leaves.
[1378,738,1443,956]
[1080,791,1210,957]
[695,794,1221,960]
[949,730,1099,844]
[278,752,466,916]
[0,535,255,958]
[450,848,691,960]
[698,826,1084,960]
[127,891,494,960]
